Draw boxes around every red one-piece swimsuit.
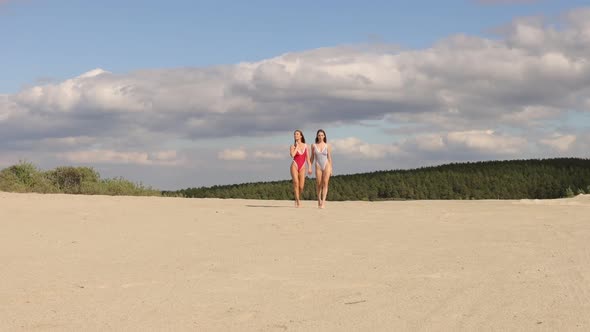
[293,146,307,171]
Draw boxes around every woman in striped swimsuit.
[290,129,312,207]
[310,129,332,209]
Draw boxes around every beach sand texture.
[1,192,589,331]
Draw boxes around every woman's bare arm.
[305,146,311,174]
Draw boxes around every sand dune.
[1,192,589,331]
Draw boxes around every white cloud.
[540,134,576,152]
[503,9,590,58]
[446,130,528,154]
[218,148,247,161]
[499,105,561,124]
[332,137,400,159]
[217,149,282,161]
[0,95,18,121]
[254,151,283,160]
[413,134,446,151]
[15,68,150,113]
[148,150,179,162]
[4,9,590,145]
[40,136,96,147]
[394,130,529,157]
[58,149,184,166]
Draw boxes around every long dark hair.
[315,129,327,143]
[294,129,306,144]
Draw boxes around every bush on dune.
[45,166,101,194]
[0,162,160,196]
[0,161,57,193]
[92,177,159,196]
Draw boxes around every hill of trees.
[170,158,590,200]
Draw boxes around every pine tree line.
[169,158,590,200]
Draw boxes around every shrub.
[0,162,160,196]
[0,161,57,193]
[0,167,25,192]
[3,161,38,187]
[45,166,100,194]
[100,177,160,196]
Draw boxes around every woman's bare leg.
[315,166,323,207]
[290,163,300,207]
[320,166,332,208]
[297,167,306,207]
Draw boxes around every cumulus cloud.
[254,151,283,160]
[412,134,446,151]
[388,130,529,157]
[23,14,590,137]
[58,149,184,166]
[40,136,96,147]
[218,148,283,161]
[499,105,561,124]
[502,9,590,58]
[218,148,248,161]
[446,130,527,154]
[332,137,400,159]
[540,134,576,152]
[4,9,590,148]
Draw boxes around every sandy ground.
[1,192,589,331]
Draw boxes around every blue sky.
[1,0,590,189]
[3,0,586,93]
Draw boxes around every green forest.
[170,158,590,200]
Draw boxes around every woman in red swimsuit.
[290,129,312,207]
